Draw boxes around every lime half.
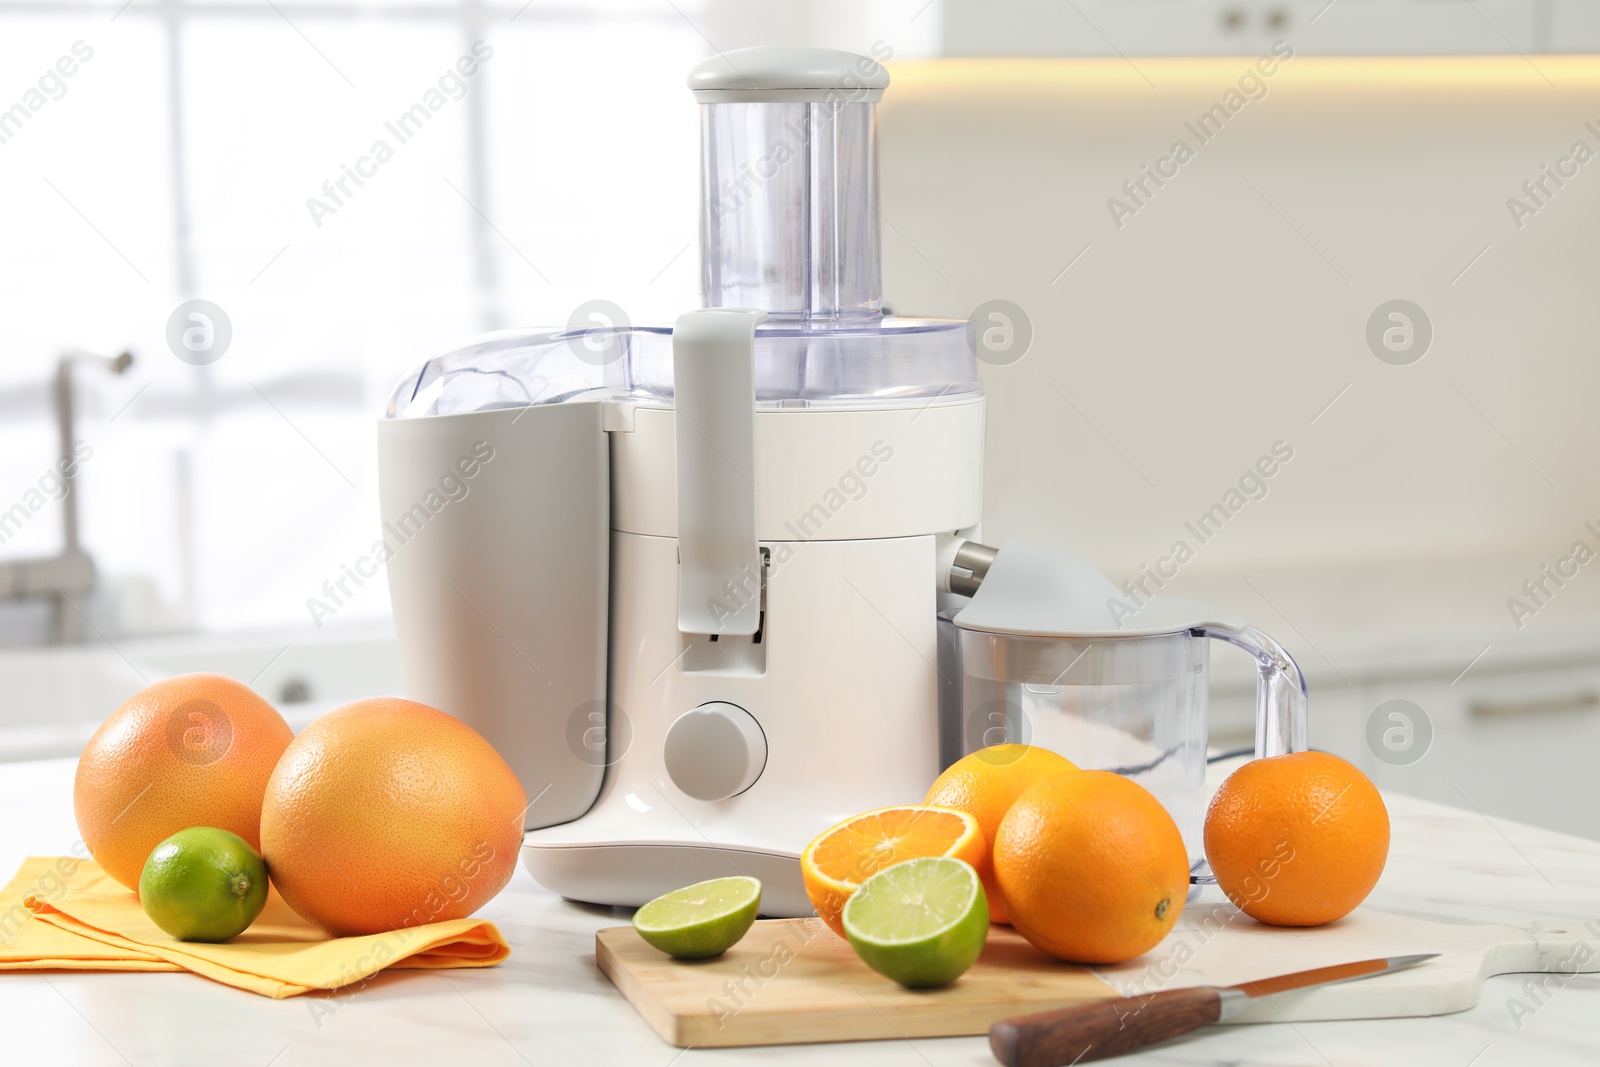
[842,857,988,988]
[633,876,762,959]
[139,827,269,942]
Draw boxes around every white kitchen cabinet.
[1552,0,1600,50]
[1350,663,1600,841]
[1209,658,1600,841]
[942,0,1551,56]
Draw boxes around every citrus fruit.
[632,876,762,959]
[139,827,268,942]
[925,744,1078,923]
[843,857,988,988]
[260,698,525,936]
[995,770,1189,964]
[1204,751,1389,927]
[801,805,985,940]
[74,673,294,891]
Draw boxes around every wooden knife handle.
[989,986,1224,1066]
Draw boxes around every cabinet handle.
[1468,691,1600,718]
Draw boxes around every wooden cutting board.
[596,905,1600,1048]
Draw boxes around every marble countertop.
[4,755,1598,1067]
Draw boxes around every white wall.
[880,56,1600,653]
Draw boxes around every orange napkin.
[0,856,509,998]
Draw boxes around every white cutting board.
[1096,904,1600,1025]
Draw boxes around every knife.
[989,953,1439,1066]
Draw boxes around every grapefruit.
[74,673,293,891]
[260,698,525,936]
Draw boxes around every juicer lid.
[952,539,1248,639]
[688,45,889,102]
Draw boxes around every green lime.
[139,827,269,942]
[842,857,988,988]
[632,876,762,959]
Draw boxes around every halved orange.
[801,804,986,939]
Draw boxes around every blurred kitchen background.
[3,1,1598,837]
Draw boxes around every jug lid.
[952,539,1248,639]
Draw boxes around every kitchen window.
[0,0,703,636]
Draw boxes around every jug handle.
[1194,623,1309,759]
[1189,623,1308,887]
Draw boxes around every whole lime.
[139,827,269,942]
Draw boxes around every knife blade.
[989,952,1438,1067]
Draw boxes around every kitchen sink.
[0,624,402,763]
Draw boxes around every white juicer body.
[381,46,989,916]
[522,397,983,915]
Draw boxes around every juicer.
[377,46,1309,917]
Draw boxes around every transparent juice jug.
[946,540,1308,880]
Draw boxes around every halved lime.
[139,827,269,942]
[842,857,988,988]
[632,876,762,959]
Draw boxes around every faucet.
[0,349,134,643]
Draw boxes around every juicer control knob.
[664,702,767,802]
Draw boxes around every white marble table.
[3,755,1597,1066]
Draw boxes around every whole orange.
[74,673,293,891]
[260,698,525,936]
[1204,751,1389,927]
[925,744,1077,923]
[995,771,1189,964]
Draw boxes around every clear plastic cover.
[388,318,978,418]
